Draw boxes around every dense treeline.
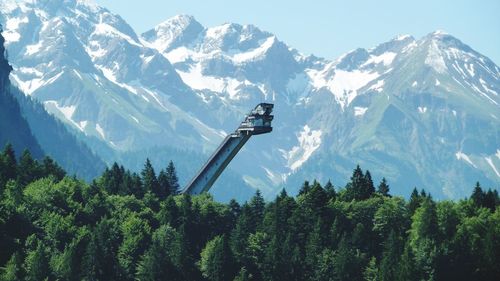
[0,147,499,281]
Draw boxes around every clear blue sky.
[95,0,500,64]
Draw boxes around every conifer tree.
[248,190,265,231]
[483,189,498,211]
[363,170,375,198]
[141,158,159,198]
[408,187,421,215]
[18,150,41,186]
[324,180,336,200]
[102,163,123,194]
[343,165,373,201]
[299,180,311,195]
[157,169,171,199]
[471,182,485,207]
[165,161,179,194]
[377,177,390,197]
[41,156,66,180]
[2,144,17,182]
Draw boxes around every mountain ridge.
[1,1,498,199]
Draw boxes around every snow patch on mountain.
[3,16,29,42]
[231,36,276,63]
[93,22,142,47]
[49,101,76,120]
[455,151,477,168]
[25,41,44,56]
[369,79,384,92]
[178,64,225,93]
[479,78,498,96]
[395,34,411,41]
[465,63,475,77]
[363,52,396,66]
[73,69,83,80]
[96,123,106,139]
[485,157,500,178]
[11,71,64,95]
[285,125,322,171]
[307,68,379,108]
[18,67,43,76]
[425,40,447,73]
[164,46,192,63]
[354,106,368,116]
[130,115,139,123]
[43,100,90,132]
[78,120,88,130]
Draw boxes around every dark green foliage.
[299,180,311,195]
[377,177,390,197]
[23,240,51,281]
[0,251,23,281]
[408,187,421,215]
[0,156,499,281]
[136,225,182,281]
[141,158,159,198]
[17,150,42,186]
[165,160,180,193]
[332,235,364,280]
[342,165,376,201]
[199,235,236,281]
[157,170,171,199]
[471,182,498,211]
[41,156,66,181]
[324,180,336,200]
[1,144,18,186]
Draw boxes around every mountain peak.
[421,30,478,60]
[425,30,462,44]
[157,14,202,30]
[142,14,204,53]
[431,29,449,36]
[394,34,413,41]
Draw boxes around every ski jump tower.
[181,103,274,195]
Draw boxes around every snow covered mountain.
[0,0,223,152]
[1,0,498,199]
